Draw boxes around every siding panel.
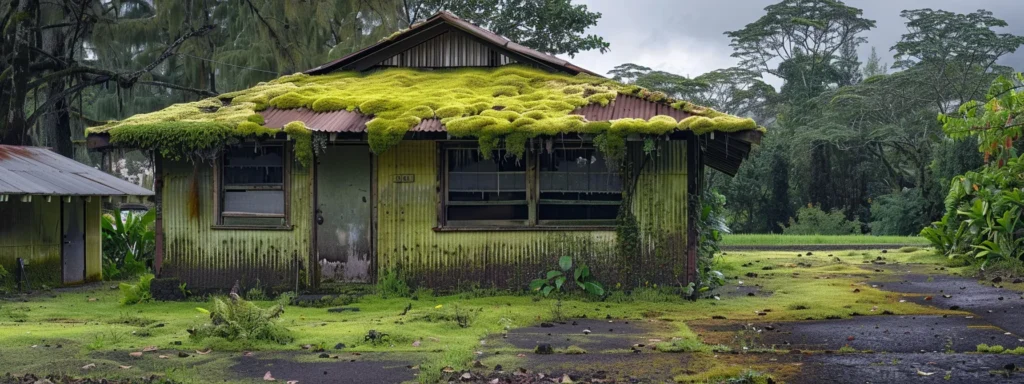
[376,141,689,290]
[160,159,311,291]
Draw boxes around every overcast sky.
[569,0,1024,87]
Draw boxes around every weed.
[377,269,410,299]
[245,280,269,301]
[413,303,478,328]
[119,273,154,305]
[412,287,434,300]
[549,299,567,322]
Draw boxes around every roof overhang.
[0,145,153,197]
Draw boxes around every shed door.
[62,197,86,284]
[316,146,373,283]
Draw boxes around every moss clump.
[91,66,763,161]
[283,121,313,167]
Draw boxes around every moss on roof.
[89,66,762,163]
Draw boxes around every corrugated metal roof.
[260,95,694,133]
[0,145,153,196]
[305,12,600,77]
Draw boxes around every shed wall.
[376,141,689,290]
[0,197,102,286]
[0,199,61,287]
[159,159,311,291]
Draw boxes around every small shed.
[0,145,153,287]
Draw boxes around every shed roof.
[0,145,152,196]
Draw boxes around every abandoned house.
[85,12,763,292]
[0,145,153,287]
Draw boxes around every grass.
[0,248,967,383]
[721,234,930,247]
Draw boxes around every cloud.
[567,0,1024,81]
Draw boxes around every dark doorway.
[316,145,373,283]
[62,197,85,284]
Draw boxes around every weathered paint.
[376,141,689,290]
[160,158,312,291]
[84,198,102,281]
[316,145,373,283]
[379,30,516,68]
[62,197,86,284]
[0,198,64,287]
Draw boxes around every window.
[216,144,290,228]
[440,143,622,229]
[445,147,528,226]
[538,147,621,225]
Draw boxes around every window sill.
[433,226,615,232]
[211,224,294,231]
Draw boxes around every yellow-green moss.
[284,121,313,167]
[90,66,763,161]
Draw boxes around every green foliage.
[93,66,762,164]
[190,295,292,345]
[870,189,930,236]
[0,264,11,294]
[119,274,155,305]
[102,209,155,280]
[687,190,728,299]
[529,256,605,297]
[926,74,1024,267]
[782,205,861,235]
[376,269,411,299]
[655,338,712,353]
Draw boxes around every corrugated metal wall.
[380,30,516,68]
[0,198,63,287]
[160,159,311,291]
[85,198,102,282]
[376,141,689,290]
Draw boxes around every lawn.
[721,233,930,247]
[0,248,966,383]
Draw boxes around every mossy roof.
[88,65,764,160]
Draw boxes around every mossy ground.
[0,248,985,383]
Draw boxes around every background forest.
[1,0,1022,240]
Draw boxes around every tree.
[607,63,707,99]
[399,0,609,57]
[892,8,1024,113]
[725,0,875,102]
[862,46,887,78]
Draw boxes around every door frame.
[312,143,377,288]
[60,196,86,284]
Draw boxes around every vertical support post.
[685,134,702,285]
[153,153,165,276]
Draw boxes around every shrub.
[782,205,861,235]
[870,189,930,235]
[191,295,292,344]
[377,269,410,298]
[119,274,154,305]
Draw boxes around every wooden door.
[316,146,373,283]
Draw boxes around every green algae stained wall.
[0,199,62,287]
[159,158,311,291]
[376,141,689,290]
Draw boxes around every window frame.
[437,141,622,231]
[212,141,293,230]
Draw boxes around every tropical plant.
[101,209,155,279]
[119,273,155,305]
[191,294,292,344]
[924,73,1024,267]
[686,190,728,299]
[529,256,604,297]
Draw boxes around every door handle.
[316,208,324,225]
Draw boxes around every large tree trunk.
[1,0,38,146]
[37,2,74,157]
